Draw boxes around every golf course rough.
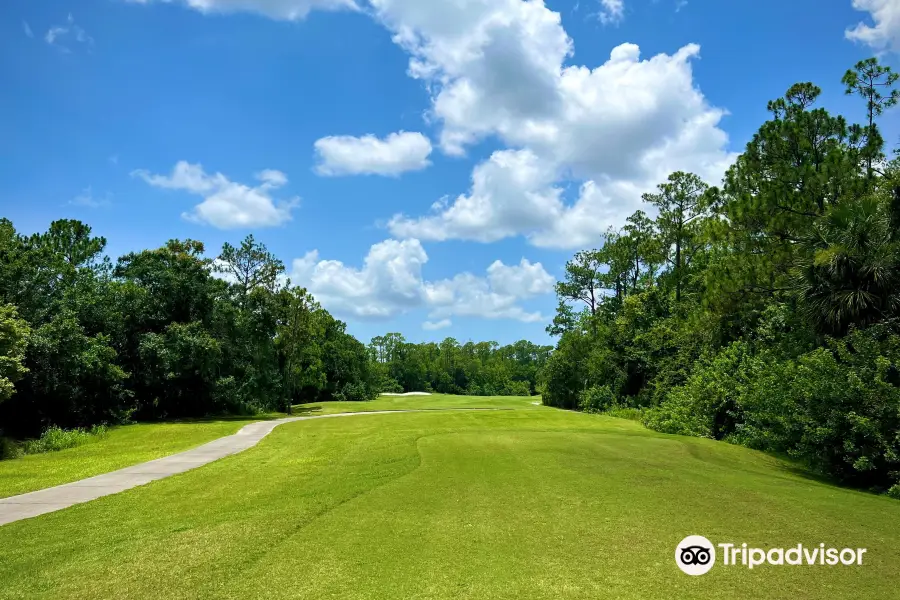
[0,395,898,599]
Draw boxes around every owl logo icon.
[676,536,716,575]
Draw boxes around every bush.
[18,425,109,456]
[578,385,616,413]
[889,484,900,500]
[507,380,532,397]
[380,378,404,394]
[605,405,644,421]
[643,342,761,439]
[736,322,900,490]
[0,436,22,460]
[335,382,371,402]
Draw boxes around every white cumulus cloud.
[289,239,554,322]
[132,161,298,229]
[388,149,564,243]
[846,0,900,52]
[289,239,428,319]
[487,258,555,297]
[314,131,433,176]
[369,0,736,248]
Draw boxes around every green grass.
[0,418,268,498]
[295,392,542,415]
[1,396,899,599]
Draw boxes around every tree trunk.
[675,239,682,303]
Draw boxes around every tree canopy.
[0,225,377,437]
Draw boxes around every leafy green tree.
[622,210,663,292]
[642,172,708,302]
[216,234,285,297]
[37,220,106,272]
[321,316,376,401]
[0,304,29,405]
[14,310,130,433]
[842,57,900,180]
[555,250,605,315]
[546,301,576,337]
[275,287,327,407]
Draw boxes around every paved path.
[0,408,506,527]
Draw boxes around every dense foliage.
[367,333,550,397]
[541,58,900,498]
[0,225,378,438]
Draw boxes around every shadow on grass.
[138,413,288,426]
[289,405,324,416]
[110,405,330,430]
[770,458,892,498]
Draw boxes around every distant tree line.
[540,58,900,498]
[0,226,377,438]
[368,333,551,396]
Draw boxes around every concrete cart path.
[0,408,510,527]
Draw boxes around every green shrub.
[578,385,616,413]
[0,436,22,460]
[604,406,644,421]
[643,342,762,439]
[335,382,371,402]
[507,380,532,397]
[380,378,404,394]
[19,425,109,456]
[737,323,900,490]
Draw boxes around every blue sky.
[2,0,898,346]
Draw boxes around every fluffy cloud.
[133,161,298,229]
[424,270,547,323]
[370,0,573,156]
[125,0,357,20]
[289,239,553,322]
[289,239,428,318]
[370,0,736,248]
[45,13,93,52]
[314,131,433,176]
[388,149,564,243]
[846,0,900,52]
[487,258,555,297]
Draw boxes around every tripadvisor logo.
[676,535,716,575]
[675,535,867,576]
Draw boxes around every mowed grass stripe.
[1,403,898,599]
